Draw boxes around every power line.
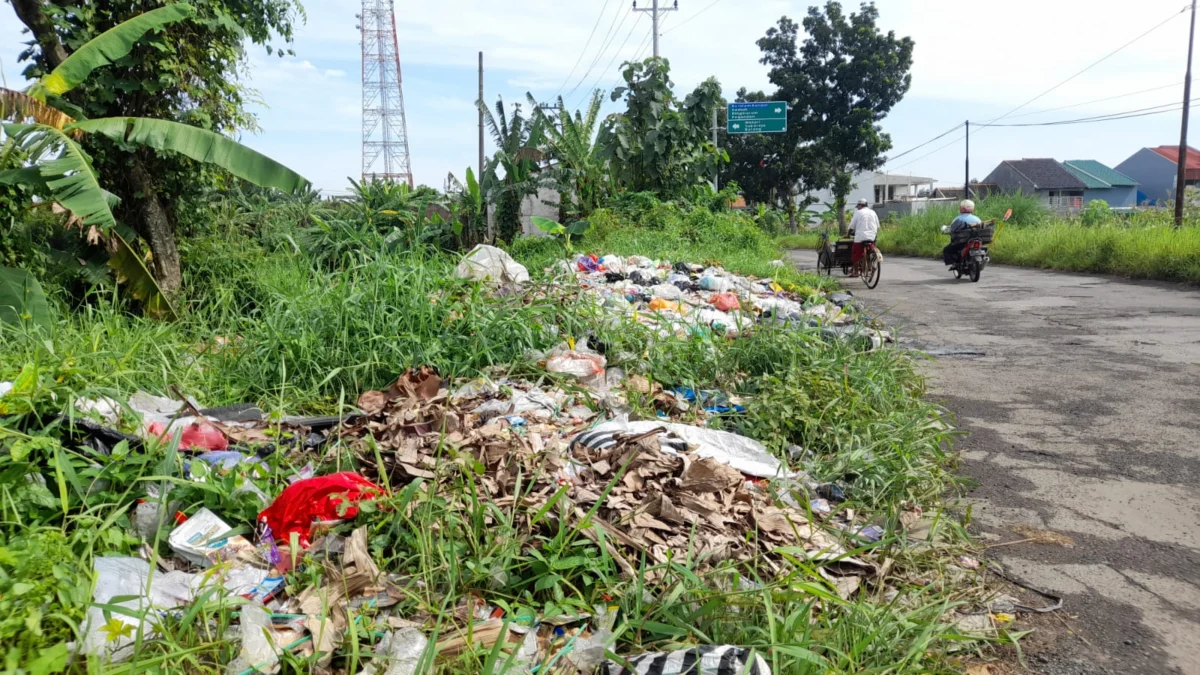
[662,0,723,34]
[982,6,1187,126]
[885,123,965,163]
[562,0,629,101]
[554,0,616,98]
[1004,81,1183,120]
[574,14,649,108]
[981,98,1195,127]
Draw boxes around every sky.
[2,0,1198,194]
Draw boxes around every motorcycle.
[940,209,1010,283]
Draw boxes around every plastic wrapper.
[225,604,279,675]
[169,507,257,567]
[648,298,685,314]
[651,284,683,300]
[258,472,385,547]
[358,628,428,675]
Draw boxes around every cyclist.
[848,198,879,277]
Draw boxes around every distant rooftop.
[1150,145,1200,169]
[1062,160,1138,189]
[1002,158,1087,190]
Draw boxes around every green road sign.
[727,101,787,134]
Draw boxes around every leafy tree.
[719,87,831,231]
[600,58,727,199]
[757,2,914,232]
[1,4,308,313]
[7,0,304,295]
[530,90,611,218]
[477,97,546,244]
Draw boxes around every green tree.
[1,4,308,313]
[530,90,611,218]
[757,2,914,232]
[720,87,831,231]
[7,0,304,294]
[478,97,546,244]
[600,57,726,199]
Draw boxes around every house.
[1114,145,1200,205]
[1061,160,1139,208]
[983,158,1087,213]
[799,171,934,220]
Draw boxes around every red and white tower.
[359,0,413,186]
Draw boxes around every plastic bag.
[225,604,280,675]
[601,255,626,274]
[577,254,602,272]
[648,298,685,314]
[572,415,787,479]
[603,646,772,674]
[699,276,731,292]
[358,628,428,675]
[709,292,741,312]
[547,351,607,379]
[146,419,229,450]
[651,284,683,300]
[455,245,530,284]
[82,557,196,660]
[258,472,385,548]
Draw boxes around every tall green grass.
[780,195,1200,283]
[0,204,987,673]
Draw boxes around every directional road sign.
[727,101,787,134]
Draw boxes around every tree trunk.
[835,194,848,236]
[786,200,798,233]
[127,158,182,296]
[10,0,69,68]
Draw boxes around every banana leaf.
[107,229,178,320]
[33,4,196,98]
[70,117,310,193]
[0,267,53,332]
[0,88,76,130]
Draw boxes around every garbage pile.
[557,254,890,349]
[61,363,889,671]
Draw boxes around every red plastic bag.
[710,292,741,312]
[146,420,229,450]
[258,472,385,548]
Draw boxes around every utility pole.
[711,106,719,191]
[633,0,678,59]
[964,120,970,200]
[537,102,565,137]
[1176,0,1197,227]
[478,51,484,181]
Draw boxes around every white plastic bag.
[603,645,772,674]
[358,628,428,675]
[455,245,530,284]
[82,557,196,661]
[651,284,683,300]
[225,604,280,675]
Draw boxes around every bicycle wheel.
[863,250,881,289]
[817,251,832,276]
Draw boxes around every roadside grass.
[0,206,988,673]
[779,196,1200,283]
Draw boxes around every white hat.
[856,198,869,206]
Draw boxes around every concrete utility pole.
[633,0,678,59]
[711,106,719,191]
[478,51,484,182]
[964,120,970,200]
[1176,0,1197,227]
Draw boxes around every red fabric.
[851,242,867,265]
[258,472,385,547]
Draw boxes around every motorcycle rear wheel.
[970,260,982,282]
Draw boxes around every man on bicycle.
[942,199,982,264]
[848,198,879,277]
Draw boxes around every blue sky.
[3,0,1197,193]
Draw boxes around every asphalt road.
[790,251,1200,674]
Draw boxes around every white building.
[800,171,935,222]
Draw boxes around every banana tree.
[528,90,611,218]
[477,97,546,243]
[0,4,309,315]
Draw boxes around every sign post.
[727,101,787,134]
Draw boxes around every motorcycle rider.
[848,198,879,277]
[942,199,982,265]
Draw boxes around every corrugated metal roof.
[1150,145,1200,169]
[1004,159,1088,190]
[1063,160,1139,188]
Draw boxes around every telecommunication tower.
[359,0,413,186]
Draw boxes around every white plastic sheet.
[455,245,530,284]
